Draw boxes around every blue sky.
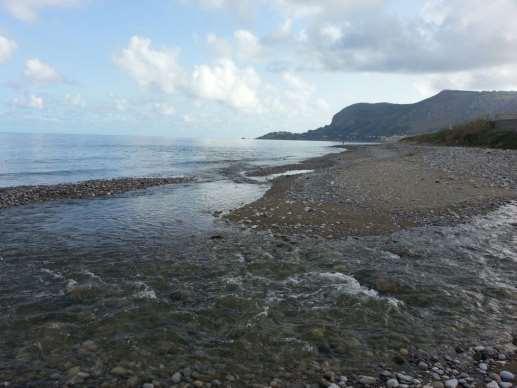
[1,0,517,138]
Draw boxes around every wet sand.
[228,144,517,236]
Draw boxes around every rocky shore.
[228,144,517,236]
[1,144,517,388]
[0,176,193,209]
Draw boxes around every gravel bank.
[228,144,517,236]
[0,177,193,209]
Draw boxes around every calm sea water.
[1,132,516,385]
[0,132,340,187]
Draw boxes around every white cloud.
[319,24,343,43]
[191,59,261,111]
[154,102,176,116]
[114,36,185,94]
[13,94,45,109]
[24,58,62,84]
[2,0,83,22]
[116,36,262,112]
[0,35,17,63]
[234,30,262,60]
[193,0,517,76]
[415,65,517,97]
[65,93,85,107]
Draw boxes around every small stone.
[419,361,429,370]
[358,375,377,386]
[387,378,399,388]
[193,381,204,387]
[432,382,445,388]
[501,372,515,382]
[480,363,489,372]
[396,373,415,384]
[142,384,154,388]
[111,366,130,377]
[500,383,512,388]
[171,372,182,384]
[328,384,339,388]
[80,340,98,352]
[487,382,499,388]
[445,379,458,388]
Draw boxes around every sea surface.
[0,132,341,187]
[0,132,516,385]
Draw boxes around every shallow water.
[1,193,516,384]
[0,133,516,385]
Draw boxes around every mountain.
[258,90,517,141]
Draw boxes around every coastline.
[227,143,517,237]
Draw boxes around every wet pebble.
[171,372,182,383]
[445,378,458,388]
[501,372,515,382]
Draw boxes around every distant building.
[493,114,517,131]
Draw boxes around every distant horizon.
[4,88,517,139]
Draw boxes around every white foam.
[41,268,64,279]
[133,281,157,300]
[244,169,314,183]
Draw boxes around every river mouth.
[1,173,516,385]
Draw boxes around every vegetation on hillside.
[401,119,517,149]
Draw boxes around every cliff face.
[259,90,517,141]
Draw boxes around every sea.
[0,132,516,384]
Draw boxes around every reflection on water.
[0,133,340,187]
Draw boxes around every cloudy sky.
[1,0,517,138]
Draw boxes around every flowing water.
[0,133,516,385]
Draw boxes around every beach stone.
[358,375,377,386]
[80,340,98,352]
[432,382,445,388]
[387,378,399,388]
[500,383,512,388]
[501,372,515,382]
[111,366,130,377]
[171,372,182,383]
[445,379,458,388]
[487,382,499,388]
[479,363,489,372]
[142,384,154,388]
[328,384,339,388]
[396,373,415,384]
[419,361,429,370]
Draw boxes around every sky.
[1,0,517,138]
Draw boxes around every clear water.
[0,133,340,187]
[0,133,516,386]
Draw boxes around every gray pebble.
[358,375,377,386]
[501,372,515,382]
[445,379,458,388]
[387,378,399,388]
[172,372,182,384]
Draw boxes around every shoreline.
[1,144,517,387]
[0,176,193,209]
[227,143,517,237]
